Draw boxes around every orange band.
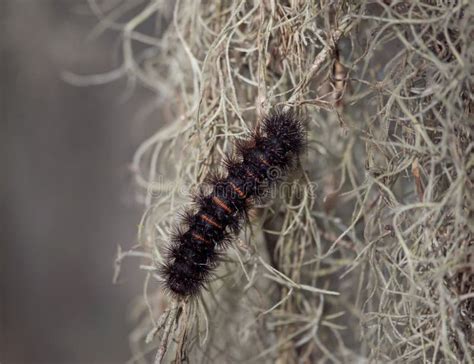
[229,181,246,199]
[212,196,232,213]
[245,168,257,180]
[200,214,222,229]
[192,232,210,244]
[259,155,271,166]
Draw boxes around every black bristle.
[161,110,305,298]
[262,110,305,156]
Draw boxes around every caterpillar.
[161,110,305,298]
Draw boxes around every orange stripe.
[245,168,257,180]
[212,196,232,213]
[192,232,210,244]
[259,155,270,166]
[200,214,222,229]
[229,181,245,198]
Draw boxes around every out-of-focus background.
[1,1,154,362]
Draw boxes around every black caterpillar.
[161,111,305,297]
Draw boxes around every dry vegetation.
[83,0,473,362]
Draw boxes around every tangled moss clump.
[91,1,474,362]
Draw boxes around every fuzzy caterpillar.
[161,111,305,298]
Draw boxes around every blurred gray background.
[1,1,155,362]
